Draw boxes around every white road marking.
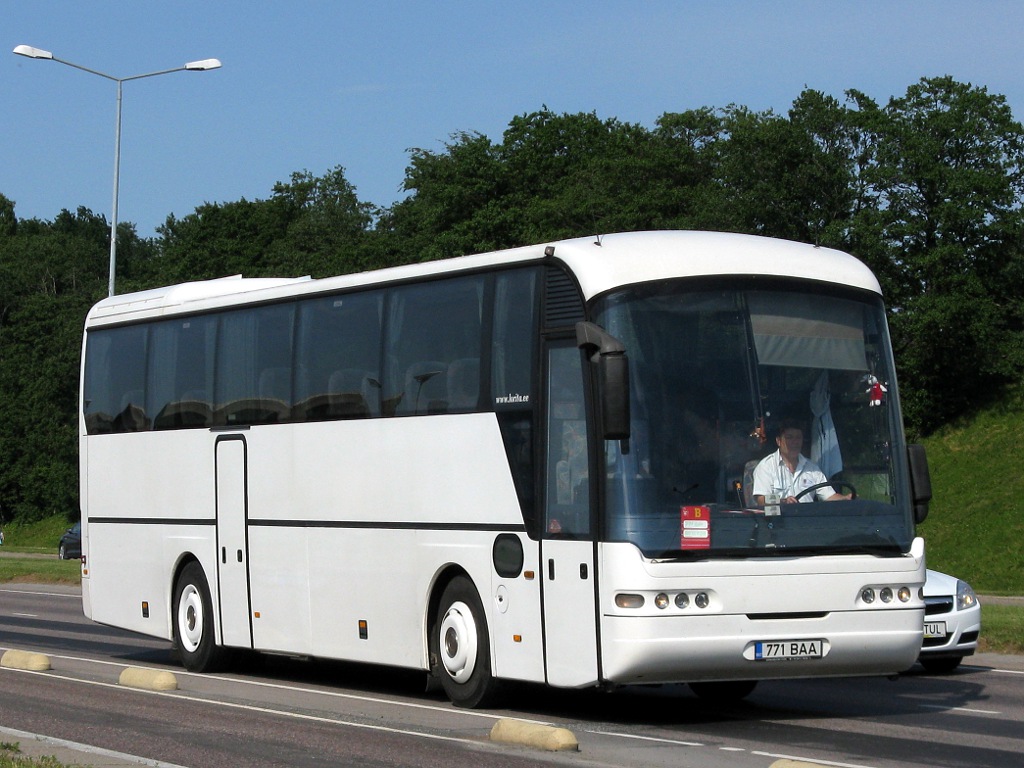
[2,666,490,747]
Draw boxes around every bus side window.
[385,276,484,417]
[493,269,539,531]
[83,325,148,434]
[545,345,590,538]
[295,291,383,421]
[149,316,217,430]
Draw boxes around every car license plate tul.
[924,621,947,639]
[754,639,823,661]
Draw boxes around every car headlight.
[956,580,977,611]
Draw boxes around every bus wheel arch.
[172,558,226,672]
[428,569,501,708]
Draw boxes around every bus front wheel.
[173,561,225,672]
[431,576,500,708]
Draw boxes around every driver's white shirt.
[752,450,832,502]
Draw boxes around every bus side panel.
[83,431,217,641]
[242,414,545,680]
[489,534,545,683]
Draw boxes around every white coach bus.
[79,230,932,706]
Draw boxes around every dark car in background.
[58,522,81,560]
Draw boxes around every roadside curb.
[119,666,179,691]
[771,760,833,768]
[0,649,51,671]
[489,718,579,751]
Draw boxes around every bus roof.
[86,231,882,325]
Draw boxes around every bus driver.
[752,419,852,505]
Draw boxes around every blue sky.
[5,2,1024,237]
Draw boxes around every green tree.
[0,207,108,522]
[856,77,1024,432]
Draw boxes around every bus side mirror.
[907,443,932,524]
[575,321,631,440]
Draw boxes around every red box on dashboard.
[680,505,711,549]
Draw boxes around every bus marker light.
[254,611,261,619]
[141,601,149,618]
[615,593,644,609]
[513,635,522,643]
[359,620,368,639]
[524,570,535,580]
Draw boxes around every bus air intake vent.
[543,269,585,330]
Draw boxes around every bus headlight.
[898,586,912,603]
[880,587,894,603]
[654,593,670,610]
[861,588,876,604]
[675,593,690,609]
[694,592,710,609]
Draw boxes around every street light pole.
[13,45,221,297]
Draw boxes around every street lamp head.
[185,58,222,71]
[13,44,53,60]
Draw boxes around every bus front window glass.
[595,283,913,558]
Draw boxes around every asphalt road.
[2,583,1022,768]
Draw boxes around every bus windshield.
[594,280,914,559]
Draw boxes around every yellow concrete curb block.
[489,718,579,752]
[1,649,51,671]
[770,760,835,768]
[118,667,178,692]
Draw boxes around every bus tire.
[173,561,225,672]
[432,576,500,708]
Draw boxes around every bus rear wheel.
[173,561,226,672]
[432,576,500,708]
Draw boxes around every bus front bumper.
[600,608,922,685]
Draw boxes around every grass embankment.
[1,388,1022,652]
[0,517,81,584]
[919,383,1024,594]
[918,381,1024,654]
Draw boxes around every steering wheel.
[793,480,857,501]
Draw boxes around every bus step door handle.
[548,559,555,581]
[580,563,588,579]
[236,549,243,563]
[221,547,226,564]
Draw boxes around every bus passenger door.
[215,436,253,648]
[541,344,600,687]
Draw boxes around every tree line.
[1,75,1022,524]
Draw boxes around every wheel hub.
[439,601,477,683]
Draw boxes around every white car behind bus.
[918,569,981,673]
